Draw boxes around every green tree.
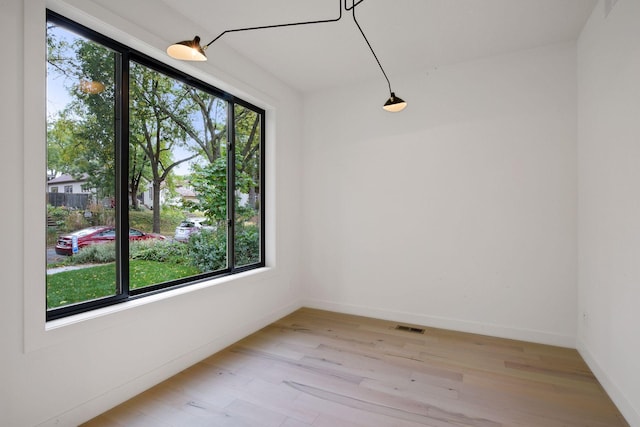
[129,63,197,232]
[159,89,228,164]
[47,25,117,200]
[188,158,228,224]
[234,105,261,212]
[47,24,255,238]
[47,111,78,178]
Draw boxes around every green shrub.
[47,205,69,227]
[234,223,260,266]
[186,224,260,272]
[130,240,188,264]
[68,240,190,265]
[187,228,227,273]
[86,203,115,227]
[65,210,89,231]
[59,224,258,273]
[71,242,116,264]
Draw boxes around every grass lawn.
[46,260,200,309]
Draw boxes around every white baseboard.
[300,298,576,348]
[37,301,302,427]
[577,340,640,427]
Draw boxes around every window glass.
[46,22,118,310]
[128,61,229,290]
[234,105,262,267]
[46,11,265,320]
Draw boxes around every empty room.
[1,0,639,425]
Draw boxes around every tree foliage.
[47,26,116,198]
[129,62,198,231]
[47,22,261,258]
[188,158,228,224]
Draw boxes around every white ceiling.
[93,0,598,93]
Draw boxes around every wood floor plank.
[81,308,629,427]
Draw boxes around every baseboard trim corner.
[577,340,639,427]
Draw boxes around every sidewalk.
[47,264,98,275]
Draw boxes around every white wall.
[301,42,578,347]
[4,0,639,424]
[0,0,304,425]
[577,0,640,424]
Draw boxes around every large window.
[46,11,265,320]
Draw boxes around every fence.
[48,192,90,209]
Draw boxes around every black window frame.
[46,10,266,321]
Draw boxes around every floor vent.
[395,325,425,334]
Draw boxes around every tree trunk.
[248,186,257,209]
[130,185,139,210]
[152,180,161,233]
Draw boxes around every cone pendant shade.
[167,36,207,61]
[383,92,407,112]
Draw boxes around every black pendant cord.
[351,0,393,96]
[195,0,397,101]
[344,0,366,11]
[204,0,343,49]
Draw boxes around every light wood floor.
[82,308,628,426]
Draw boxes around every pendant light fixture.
[166,36,207,61]
[167,0,406,112]
[383,93,407,112]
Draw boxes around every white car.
[174,217,214,242]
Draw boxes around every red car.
[55,226,166,255]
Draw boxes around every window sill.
[27,267,273,352]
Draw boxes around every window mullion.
[260,112,266,266]
[116,53,130,296]
[227,102,236,270]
